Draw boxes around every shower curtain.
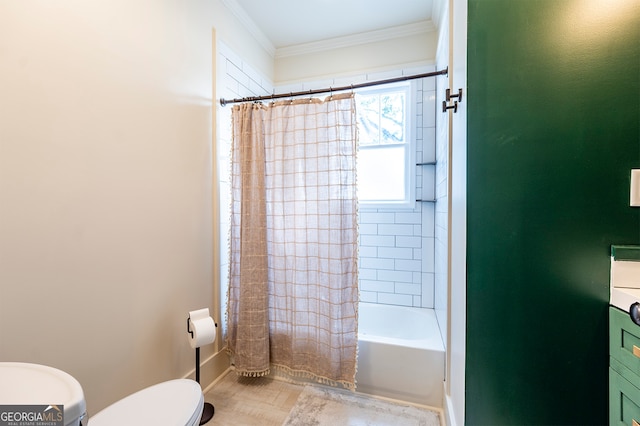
[226,93,359,389]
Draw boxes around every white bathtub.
[356,302,444,407]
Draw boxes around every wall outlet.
[631,169,640,207]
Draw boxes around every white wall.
[0,0,272,415]
[275,31,438,86]
[434,1,450,348]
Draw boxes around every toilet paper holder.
[187,308,218,348]
[187,317,219,338]
[187,312,217,425]
[187,318,193,338]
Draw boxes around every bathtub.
[356,302,444,407]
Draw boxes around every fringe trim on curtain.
[226,351,271,378]
[236,368,271,378]
[227,358,356,390]
[270,364,356,391]
[222,134,234,353]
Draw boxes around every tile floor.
[203,371,442,426]
[204,372,303,425]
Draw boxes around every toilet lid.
[0,362,87,426]
[89,379,203,426]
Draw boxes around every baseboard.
[443,393,458,426]
[182,348,230,393]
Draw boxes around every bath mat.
[283,385,441,426]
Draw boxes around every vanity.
[610,245,640,426]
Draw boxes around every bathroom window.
[356,82,414,207]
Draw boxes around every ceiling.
[226,0,437,52]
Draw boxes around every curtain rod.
[219,68,448,107]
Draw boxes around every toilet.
[0,363,88,426]
[89,379,203,426]
[0,363,204,426]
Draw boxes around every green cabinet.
[610,306,640,425]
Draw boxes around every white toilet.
[0,363,88,426]
[89,379,203,426]
[0,363,204,426]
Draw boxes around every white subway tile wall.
[218,41,437,309]
[343,67,438,308]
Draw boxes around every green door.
[466,1,640,424]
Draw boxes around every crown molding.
[275,20,437,59]
[431,0,447,30]
[221,0,276,58]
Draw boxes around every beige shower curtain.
[226,93,359,389]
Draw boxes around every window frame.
[356,81,415,209]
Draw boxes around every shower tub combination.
[356,302,444,407]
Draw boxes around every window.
[356,82,414,207]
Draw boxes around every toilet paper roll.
[188,308,216,349]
